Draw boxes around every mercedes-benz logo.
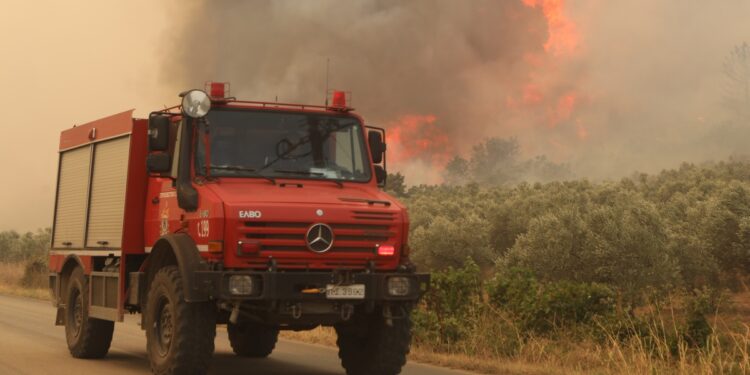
[305,223,334,253]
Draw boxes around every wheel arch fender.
[144,233,211,303]
[52,255,87,325]
[57,255,85,305]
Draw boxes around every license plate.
[326,284,366,300]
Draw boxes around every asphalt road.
[0,294,474,375]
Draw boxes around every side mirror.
[374,165,387,187]
[368,131,386,164]
[146,153,171,173]
[148,114,170,151]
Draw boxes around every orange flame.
[385,114,453,167]
[550,91,578,125]
[509,0,586,136]
[522,0,580,56]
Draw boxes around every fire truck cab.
[48,83,429,375]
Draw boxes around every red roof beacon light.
[205,81,230,99]
[328,90,351,110]
[332,90,346,108]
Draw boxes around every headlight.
[228,275,254,295]
[387,276,411,296]
[181,89,211,118]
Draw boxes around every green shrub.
[682,287,723,348]
[501,188,679,302]
[487,268,616,334]
[410,215,493,271]
[412,260,524,356]
[413,259,483,346]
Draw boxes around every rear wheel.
[335,306,412,375]
[227,321,279,358]
[64,267,114,358]
[145,266,217,375]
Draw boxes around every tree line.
[0,228,50,263]
[389,157,750,300]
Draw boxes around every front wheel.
[145,266,217,375]
[65,267,114,358]
[335,306,412,375]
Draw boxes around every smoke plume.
[165,0,750,184]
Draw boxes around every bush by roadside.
[411,261,750,374]
[0,261,48,300]
[21,256,48,290]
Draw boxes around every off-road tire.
[65,267,115,359]
[227,321,279,358]
[145,266,216,375]
[335,306,412,375]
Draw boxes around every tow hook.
[341,303,354,321]
[291,303,302,319]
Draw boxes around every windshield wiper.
[210,165,276,185]
[273,169,344,188]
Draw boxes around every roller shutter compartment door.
[86,136,131,248]
[53,146,92,248]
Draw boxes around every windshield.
[196,109,371,182]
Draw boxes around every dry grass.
[281,305,750,375]
[594,321,750,374]
[0,262,49,300]
[0,262,25,286]
[281,327,574,375]
[282,326,337,347]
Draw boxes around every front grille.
[260,245,308,251]
[334,234,390,242]
[240,210,397,254]
[330,223,390,231]
[245,222,308,228]
[245,233,302,240]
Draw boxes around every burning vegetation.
[385,114,453,168]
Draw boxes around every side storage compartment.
[51,135,132,250]
[52,146,92,248]
[86,137,130,248]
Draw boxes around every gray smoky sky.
[1,1,750,230]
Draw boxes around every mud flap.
[55,306,65,326]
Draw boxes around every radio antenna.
[324,58,330,106]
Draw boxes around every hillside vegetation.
[386,157,750,373]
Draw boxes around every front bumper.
[193,270,430,302]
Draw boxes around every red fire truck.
[48,83,429,375]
